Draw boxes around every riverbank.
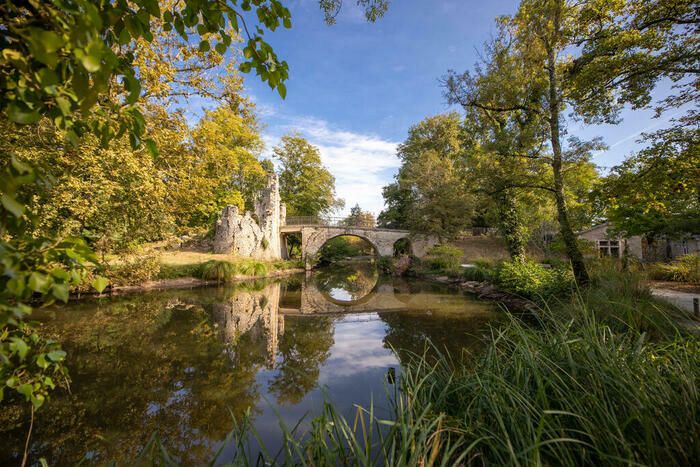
[80,249,305,297]
[102,267,305,296]
[423,273,538,312]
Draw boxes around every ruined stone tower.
[212,174,285,259]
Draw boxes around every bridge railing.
[285,216,377,228]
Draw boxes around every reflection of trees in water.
[269,316,335,404]
[0,291,270,465]
[314,262,378,301]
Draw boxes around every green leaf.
[1,193,25,217]
[7,103,40,124]
[52,283,69,302]
[28,272,49,293]
[17,383,33,401]
[278,82,287,99]
[91,276,110,293]
[37,354,49,369]
[10,337,29,360]
[34,29,64,52]
[55,96,71,115]
[144,138,159,156]
[50,268,70,281]
[47,350,67,362]
[31,393,45,409]
[199,40,210,52]
[79,53,101,72]
[215,42,227,54]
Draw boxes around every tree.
[274,134,343,217]
[344,204,375,228]
[601,126,700,240]
[445,0,630,286]
[377,182,413,229]
[379,113,473,240]
[190,104,266,223]
[569,0,699,242]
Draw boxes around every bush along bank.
[138,263,698,466]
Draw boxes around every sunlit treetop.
[0,0,293,150]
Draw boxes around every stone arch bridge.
[281,217,438,269]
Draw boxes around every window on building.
[598,240,621,257]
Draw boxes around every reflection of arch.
[318,280,380,307]
[313,262,379,305]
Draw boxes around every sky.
[222,0,681,216]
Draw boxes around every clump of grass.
[495,258,574,300]
[462,264,492,281]
[577,260,685,338]
[198,260,238,283]
[157,262,201,280]
[238,261,269,277]
[424,244,463,274]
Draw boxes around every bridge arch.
[316,233,381,260]
[301,227,409,267]
[279,223,439,268]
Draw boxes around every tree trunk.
[497,190,526,260]
[546,36,590,287]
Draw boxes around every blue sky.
[229,0,681,216]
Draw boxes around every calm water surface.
[1,264,496,465]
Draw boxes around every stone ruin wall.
[212,174,285,259]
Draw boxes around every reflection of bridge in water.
[210,277,452,367]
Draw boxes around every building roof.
[576,222,610,236]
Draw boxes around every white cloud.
[263,115,400,216]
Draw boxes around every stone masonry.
[213,174,285,259]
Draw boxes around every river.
[0,263,497,465]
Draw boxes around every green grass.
[155,259,302,282]
[194,259,303,283]
[157,262,202,280]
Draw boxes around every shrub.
[495,259,573,300]
[462,265,491,282]
[198,260,238,282]
[425,244,462,273]
[106,251,161,286]
[647,254,700,284]
[377,256,393,274]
